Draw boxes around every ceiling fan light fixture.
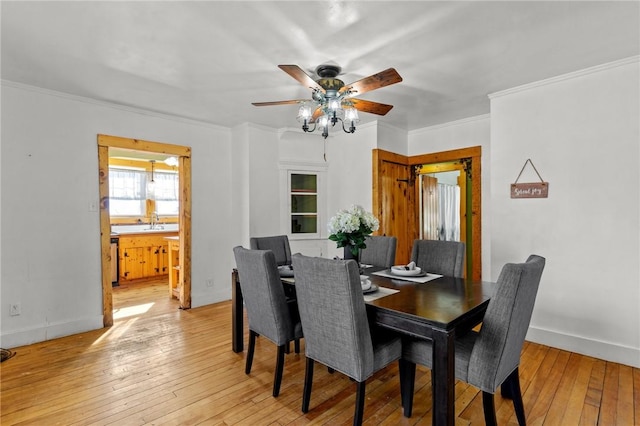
[317,115,329,129]
[344,107,359,124]
[328,98,341,111]
[297,104,313,122]
[254,64,402,140]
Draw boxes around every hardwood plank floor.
[1,280,637,425]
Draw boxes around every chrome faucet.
[150,211,160,229]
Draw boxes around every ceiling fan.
[252,64,403,138]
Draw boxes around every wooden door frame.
[97,134,192,327]
[416,162,467,246]
[373,146,482,280]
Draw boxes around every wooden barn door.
[372,150,417,264]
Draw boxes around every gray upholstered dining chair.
[291,254,405,426]
[250,235,292,266]
[400,254,546,425]
[359,235,397,268]
[410,239,465,277]
[232,246,303,397]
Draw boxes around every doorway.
[97,134,192,327]
[416,161,471,278]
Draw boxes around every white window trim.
[279,161,328,240]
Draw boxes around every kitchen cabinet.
[165,236,181,299]
[118,233,178,282]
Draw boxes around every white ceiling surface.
[2,1,638,132]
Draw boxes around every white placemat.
[363,286,399,302]
[371,269,443,283]
[281,277,398,302]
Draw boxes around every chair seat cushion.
[402,331,478,382]
[371,327,402,372]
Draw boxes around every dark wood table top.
[364,269,496,334]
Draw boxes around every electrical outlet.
[10,303,21,316]
[206,279,214,287]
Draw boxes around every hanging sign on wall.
[511,159,549,199]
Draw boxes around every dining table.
[230,266,496,426]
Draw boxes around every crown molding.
[409,114,490,136]
[489,55,640,99]
[1,79,230,131]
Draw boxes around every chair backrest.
[410,239,465,277]
[292,254,374,382]
[467,255,546,392]
[233,246,295,345]
[359,236,397,268]
[250,235,292,266]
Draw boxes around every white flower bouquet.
[328,205,379,257]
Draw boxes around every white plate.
[363,284,379,294]
[278,266,294,277]
[390,266,423,276]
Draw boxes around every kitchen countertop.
[111,224,179,235]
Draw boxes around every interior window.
[290,173,318,234]
[109,167,178,217]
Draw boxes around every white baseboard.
[191,288,230,309]
[0,315,104,349]
[526,326,640,368]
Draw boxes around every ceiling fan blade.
[340,68,402,96]
[310,107,324,123]
[278,65,324,92]
[350,98,394,116]
[252,99,308,107]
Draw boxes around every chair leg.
[273,344,286,397]
[294,338,300,354]
[482,392,498,426]
[354,381,366,426]
[506,368,526,426]
[245,330,257,374]
[302,358,314,413]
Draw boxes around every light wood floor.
[1,280,638,425]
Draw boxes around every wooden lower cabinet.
[118,233,178,282]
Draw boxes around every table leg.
[431,328,455,426]
[232,269,244,353]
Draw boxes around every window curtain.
[153,171,179,201]
[108,167,179,216]
[438,183,460,241]
[110,169,144,200]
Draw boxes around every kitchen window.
[109,167,179,217]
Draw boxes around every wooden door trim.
[373,146,482,280]
[97,134,192,327]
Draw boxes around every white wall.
[490,57,639,367]
[1,83,235,347]
[407,58,640,368]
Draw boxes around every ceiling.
[2,1,638,132]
